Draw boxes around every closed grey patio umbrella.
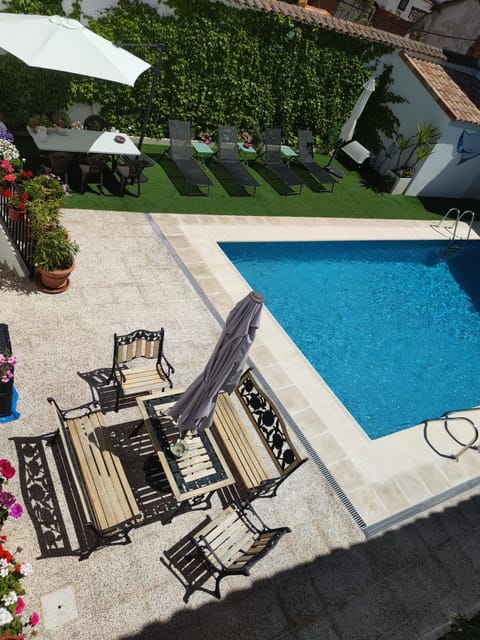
[167,290,264,435]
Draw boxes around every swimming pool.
[220,239,480,439]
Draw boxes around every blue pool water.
[220,240,480,439]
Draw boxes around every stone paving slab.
[0,209,479,640]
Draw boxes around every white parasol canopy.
[339,75,376,143]
[168,291,264,435]
[0,13,150,86]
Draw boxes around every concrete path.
[1,209,479,640]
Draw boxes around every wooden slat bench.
[212,369,307,500]
[48,397,143,559]
[189,500,290,600]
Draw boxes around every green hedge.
[1,0,398,150]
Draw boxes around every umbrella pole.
[138,43,164,150]
[117,42,165,151]
[324,141,345,179]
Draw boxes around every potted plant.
[27,113,53,132]
[34,224,79,293]
[4,188,29,222]
[24,173,65,204]
[387,123,440,194]
[0,160,17,194]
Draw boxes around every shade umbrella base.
[324,165,345,179]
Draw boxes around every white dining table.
[27,126,141,156]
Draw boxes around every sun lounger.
[168,119,213,195]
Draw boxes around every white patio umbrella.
[325,75,376,173]
[0,13,150,86]
[167,291,264,435]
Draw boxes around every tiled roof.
[218,0,447,59]
[217,0,480,125]
[402,52,480,123]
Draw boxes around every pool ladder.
[434,208,475,258]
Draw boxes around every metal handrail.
[451,209,475,244]
[0,194,35,276]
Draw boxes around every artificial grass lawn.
[16,136,477,219]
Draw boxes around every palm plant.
[394,123,440,177]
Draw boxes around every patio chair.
[107,328,174,412]
[186,501,290,600]
[79,154,107,194]
[168,119,213,196]
[115,156,150,196]
[83,114,108,131]
[217,125,259,196]
[297,130,337,192]
[264,128,304,195]
[45,151,74,186]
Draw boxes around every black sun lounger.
[297,130,338,192]
[264,128,304,195]
[218,125,259,196]
[168,119,213,195]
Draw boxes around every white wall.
[0,227,29,278]
[377,51,480,198]
[0,0,173,19]
[62,0,173,19]
[407,124,480,197]
[375,0,431,21]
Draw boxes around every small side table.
[280,145,298,165]
[192,140,215,164]
[237,142,257,165]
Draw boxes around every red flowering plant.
[4,189,29,213]
[0,533,39,638]
[0,160,17,188]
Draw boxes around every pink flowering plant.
[0,533,39,638]
[0,351,16,384]
[0,459,23,527]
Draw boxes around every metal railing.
[0,194,35,276]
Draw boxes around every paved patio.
[1,209,480,640]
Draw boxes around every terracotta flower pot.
[8,206,24,222]
[36,261,75,294]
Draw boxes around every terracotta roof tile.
[216,0,447,58]
[402,53,480,124]
[219,0,480,124]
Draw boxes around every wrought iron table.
[136,391,235,520]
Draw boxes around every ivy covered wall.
[0,0,397,148]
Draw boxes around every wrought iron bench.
[213,369,307,499]
[47,397,143,559]
[188,500,290,600]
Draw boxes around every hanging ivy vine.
[0,0,402,148]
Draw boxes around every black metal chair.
[45,151,74,186]
[107,328,174,412]
[297,130,338,192]
[83,114,108,131]
[217,125,259,196]
[186,501,290,601]
[264,128,304,195]
[79,154,107,194]
[115,157,150,196]
[168,119,213,196]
